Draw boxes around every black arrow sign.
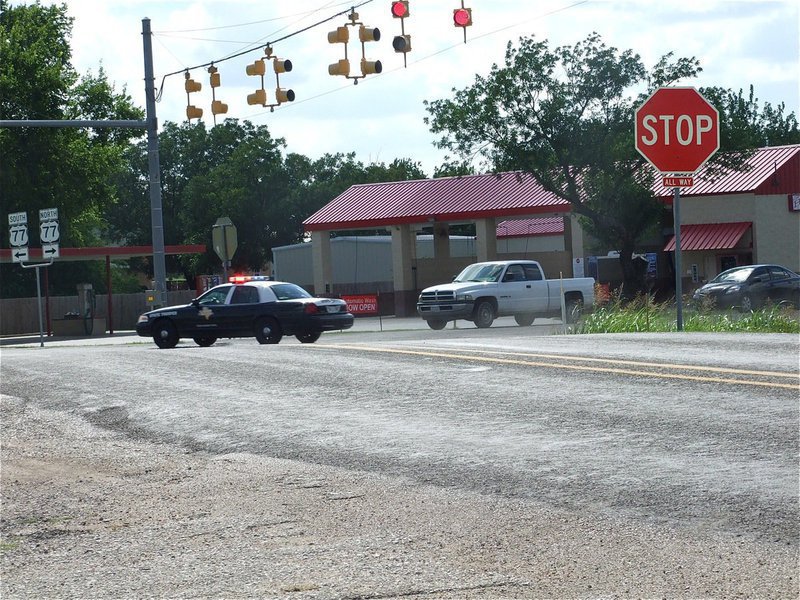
[43,246,57,256]
[13,249,26,259]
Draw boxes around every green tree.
[701,85,800,149]
[424,33,798,295]
[424,33,698,294]
[0,0,143,297]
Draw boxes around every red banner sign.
[342,294,379,315]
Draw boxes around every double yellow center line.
[318,343,800,390]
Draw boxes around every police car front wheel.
[153,319,179,349]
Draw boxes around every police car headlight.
[456,294,473,302]
[137,314,149,324]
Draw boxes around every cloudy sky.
[36,0,800,175]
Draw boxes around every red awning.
[664,222,751,251]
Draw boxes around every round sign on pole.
[635,86,720,174]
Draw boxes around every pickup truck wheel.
[514,314,535,327]
[426,318,447,330]
[565,298,583,324]
[473,300,495,328]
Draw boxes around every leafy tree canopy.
[424,32,799,293]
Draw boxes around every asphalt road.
[2,323,798,547]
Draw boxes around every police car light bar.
[228,275,273,283]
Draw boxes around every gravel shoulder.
[1,394,797,599]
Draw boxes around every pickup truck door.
[500,263,550,314]
[499,264,528,314]
[521,263,550,313]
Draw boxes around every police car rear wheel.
[193,335,217,347]
[254,317,282,344]
[153,319,179,349]
[295,332,321,343]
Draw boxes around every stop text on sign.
[639,114,715,146]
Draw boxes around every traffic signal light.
[246,47,295,111]
[328,59,350,77]
[327,11,381,84]
[453,7,472,26]
[208,66,227,124]
[391,1,409,18]
[328,26,349,44]
[453,3,472,43]
[360,58,382,76]
[246,59,267,106]
[391,1,411,67]
[275,87,295,103]
[184,72,202,120]
[359,26,381,43]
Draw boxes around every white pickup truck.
[416,260,595,330]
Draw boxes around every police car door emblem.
[198,307,214,320]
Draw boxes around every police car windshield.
[271,283,312,301]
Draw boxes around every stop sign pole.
[635,86,720,330]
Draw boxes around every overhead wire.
[154,0,375,101]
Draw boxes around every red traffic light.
[391,1,408,18]
[453,7,472,27]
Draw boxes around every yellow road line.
[397,345,799,379]
[316,344,800,391]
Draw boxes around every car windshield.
[711,267,755,283]
[454,263,505,283]
[196,285,232,305]
[271,283,312,301]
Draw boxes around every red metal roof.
[663,222,751,251]
[654,144,799,197]
[303,171,570,231]
[497,217,564,238]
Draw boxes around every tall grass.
[578,294,800,334]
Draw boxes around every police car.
[136,276,354,349]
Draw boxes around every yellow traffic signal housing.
[328,58,350,77]
[209,71,221,88]
[359,26,381,43]
[246,60,266,76]
[247,89,267,106]
[393,34,411,53]
[211,100,228,115]
[327,26,349,44]
[184,72,202,121]
[274,59,292,74]
[275,88,295,103]
[184,78,201,94]
[360,58,382,76]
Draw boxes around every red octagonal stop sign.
[635,87,720,174]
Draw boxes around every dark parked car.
[692,264,800,311]
[136,277,354,348]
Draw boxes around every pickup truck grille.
[419,290,455,303]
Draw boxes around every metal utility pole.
[142,18,168,308]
